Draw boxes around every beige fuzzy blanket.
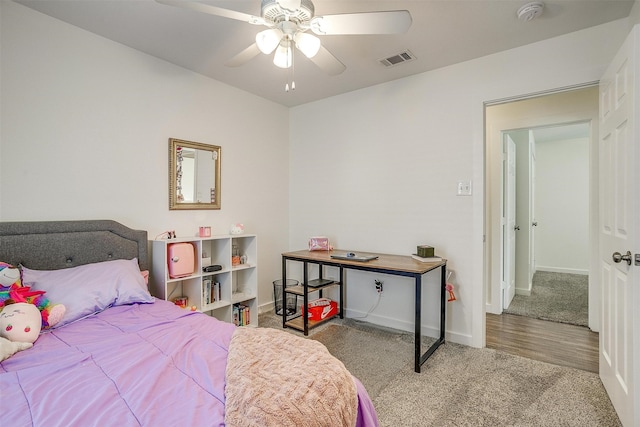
[224,327,357,427]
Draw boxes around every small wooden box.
[417,245,435,258]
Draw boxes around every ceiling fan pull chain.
[291,50,296,90]
[285,48,296,92]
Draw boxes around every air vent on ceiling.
[379,50,416,67]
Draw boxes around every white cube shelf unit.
[151,234,258,326]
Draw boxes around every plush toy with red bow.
[0,262,65,329]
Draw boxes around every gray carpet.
[259,313,620,426]
[504,271,589,327]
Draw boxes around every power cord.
[351,288,383,320]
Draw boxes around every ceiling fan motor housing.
[261,0,314,23]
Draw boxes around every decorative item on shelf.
[173,296,188,309]
[199,226,212,237]
[232,244,240,267]
[230,223,244,234]
[417,245,435,258]
[240,254,248,265]
[167,242,196,278]
[155,230,177,240]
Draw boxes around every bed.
[0,220,378,426]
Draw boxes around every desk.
[281,250,447,373]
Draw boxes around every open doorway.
[502,122,590,326]
[484,86,600,371]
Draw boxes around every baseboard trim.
[515,288,531,296]
[536,266,588,275]
[344,308,473,347]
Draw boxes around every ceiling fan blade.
[308,45,346,76]
[310,10,412,35]
[156,0,266,25]
[225,43,262,67]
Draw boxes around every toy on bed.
[0,262,66,328]
[0,302,42,361]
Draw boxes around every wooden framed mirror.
[169,138,221,210]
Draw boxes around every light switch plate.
[457,180,472,196]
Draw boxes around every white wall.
[630,0,640,27]
[0,2,291,311]
[535,137,590,274]
[289,19,629,347]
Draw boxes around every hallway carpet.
[504,271,588,326]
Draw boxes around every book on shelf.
[232,303,250,326]
[203,277,212,304]
[213,281,221,302]
[411,254,442,263]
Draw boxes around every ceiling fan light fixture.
[256,28,283,54]
[273,39,292,68]
[294,32,320,58]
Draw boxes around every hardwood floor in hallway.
[486,313,599,373]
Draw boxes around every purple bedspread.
[0,299,378,426]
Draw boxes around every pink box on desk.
[167,242,195,279]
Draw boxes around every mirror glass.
[169,138,221,210]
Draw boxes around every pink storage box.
[167,242,195,279]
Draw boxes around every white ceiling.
[15,0,635,107]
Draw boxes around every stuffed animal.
[0,262,66,329]
[0,302,42,343]
[0,302,40,361]
[229,223,244,234]
[0,337,32,362]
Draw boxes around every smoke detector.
[517,2,544,22]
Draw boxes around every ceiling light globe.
[273,40,292,68]
[294,32,321,58]
[256,28,283,54]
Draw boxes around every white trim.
[536,266,589,275]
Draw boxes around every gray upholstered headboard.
[0,220,148,271]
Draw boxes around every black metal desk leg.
[440,266,447,341]
[339,266,344,319]
[282,257,287,328]
[303,262,309,336]
[414,274,422,373]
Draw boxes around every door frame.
[484,85,600,331]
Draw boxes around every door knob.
[612,251,632,266]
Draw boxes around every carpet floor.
[259,313,620,426]
[504,271,588,326]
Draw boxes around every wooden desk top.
[282,249,446,275]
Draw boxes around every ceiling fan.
[156,0,412,77]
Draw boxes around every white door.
[503,135,516,309]
[529,132,537,284]
[599,25,639,427]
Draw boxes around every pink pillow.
[22,258,154,328]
